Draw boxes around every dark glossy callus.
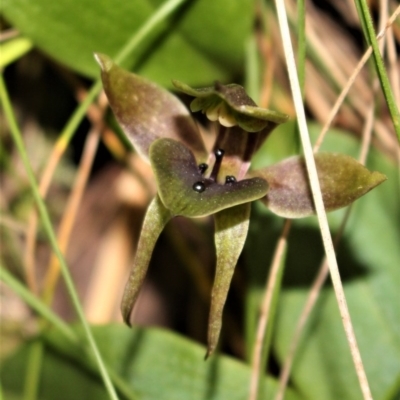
[193,181,206,193]
[225,176,236,184]
[198,163,208,174]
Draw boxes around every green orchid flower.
[95,53,386,357]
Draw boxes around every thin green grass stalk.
[294,0,306,154]
[355,0,400,140]
[245,36,261,103]
[2,0,191,400]
[259,243,287,376]
[114,0,188,66]
[1,271,140,400]
[0,266,138,400]
[250,0,306,385]
[258,232,288,399]
[243,35,261,361]
[23,342,43,400]
[296,0,306,97]
[248,219,290,400]
[58,0,189,150]
[0,76,119,400]
[273,1,373,399]
[0,267,77,343]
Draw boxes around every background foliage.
[1,0,399,399]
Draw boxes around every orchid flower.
[95,53,386,357]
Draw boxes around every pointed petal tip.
[121,306,133,327]
[372,170,387,185]
[204,346,214,360]
[94,52,113,72]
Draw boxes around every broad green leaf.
[173,80,289,132]
[255,153,386,218]
[207,203,251,357]
[245,126,400,400]
[96,53,207,162]
[1,325,303,400]
[150,138,269,217]
[2,0,254,86]
[121,195,171,325]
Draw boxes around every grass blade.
[355,0,400,141]
[0,75,120,400]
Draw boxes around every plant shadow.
[245,204,369,291]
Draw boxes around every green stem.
[294,0,306,154]
[355,0,400,141]
[0,75,119,400]
[0,267,78,343]
[1,1,191,399]
[296,0,306,98]
[114,0,187,65]
[59,0,189,149]
[0,266,138,400]
[23,341,43,400]
[245,36,260,103]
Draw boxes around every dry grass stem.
[0,29,20,42]
[42,121,103,303]
[24,148,62,293]
[275,100,376,400]
[313,4,400,152]
[84,214,132,322]
[273,261,329,400]
[276,31,381,398]
[274,0,374,398]
[42,91,108,304]
[248,219,291,400]
[23,86,106,299]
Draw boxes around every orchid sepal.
[95,53,208,163]
[121,195,172,325]
[251,152,387,218]
[207,203,251,358]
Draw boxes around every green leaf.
[173,80,289,132]
[96,53,207,162]
[150,138,269,217]
[2,325,303,400]
[246,126,400,400]
[207,203,251,357]
[2,0,254,86]
[255,153,386,218]
[121,195,171,325]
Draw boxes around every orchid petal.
[150,138,269,218]
[172,80,289,133]
[254,153,387,218]
[206,203,251,358]
[95,53,207,163]
[121,196,172,325]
